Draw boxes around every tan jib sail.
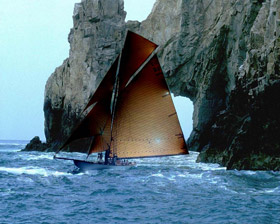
[111,55,188,159]
[59,96,112,154]
[84,31,158,111]
[83,56,119,112]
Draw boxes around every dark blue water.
[0,140,279,224]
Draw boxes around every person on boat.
[113,154,117,165]
[97,152,103,164]
[104,148,110,165]
[116,159,121,165]
[97,152,103,161]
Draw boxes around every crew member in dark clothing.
[113,154,117,165]
[100,152,103,160]
[104,148,110,165]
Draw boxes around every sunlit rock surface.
[43,0,280,170]
[44,0,126,148]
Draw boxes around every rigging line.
[110,51,122,156]
[113,78,120,158]
[110,52,122,127]
[86,136,95,159]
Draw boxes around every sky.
[0,0,193,141]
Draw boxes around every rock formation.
[22,136,49,151]
[196,0,280,170]
[44,0,126,149]
[40,0,280,170]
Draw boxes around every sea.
[0,140,279,224]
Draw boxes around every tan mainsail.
[118,31,158,90]
[111,55,187,159]
[58,31,158,154]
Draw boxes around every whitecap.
[258,187,280,194]
[180,151,226,171]
[0,149,21,152]
[185,173,203,179]
[217,184,241,194]
[0,143,21,146]
[177,172,203,180]
[16,176,34,183]
[196,163,226,171]
[167,175,176,181]
[0,188,15,196]
[151,173,164,177]
[241,170,257,175]
[0,166,71,177]
[19,154,53,161]
[178,174,187,177]
[208,178,218,184]
[263,189,276,193]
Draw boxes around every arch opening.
[171,94,193,141]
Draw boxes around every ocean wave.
[250,186,280,194]
[0,141,28,153]
[149,171,205,182]
[261,187,279,193]
[18,154,54,161]
[0,143,22,146]
[237,170,257,176]
[0,166,71,177]
[151,173,164,177]
[184,151,226,171]
[177,172,204,179]
[0,148,21,152]
[0,143,25,151]
[0,188,15,196]
[133,151,226,172]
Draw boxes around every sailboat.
[54,31,188,170]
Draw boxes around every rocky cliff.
[44,0,126,148]
[42,0,280,170]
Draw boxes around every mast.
[109,52,121,158]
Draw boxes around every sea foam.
[0,166,71,177]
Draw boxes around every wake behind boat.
[54,31,188,170]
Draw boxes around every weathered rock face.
[196,0,280,170]
[43,0,280,170]
[44,0,126,148]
